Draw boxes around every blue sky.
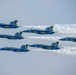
[0,0,76,24]
[0,0,76,75]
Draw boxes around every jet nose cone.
[59,38,66,41]
[0,48,5,50]
[29,44,36,47]
[59,38,63,40]
[23,30,30,32]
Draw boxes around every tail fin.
[15,32,22,36]
[21,44,28,49]
[45,26,53,31]
[51,42,59,47]
[9,20,18,25]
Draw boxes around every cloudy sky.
[0,0,76,75]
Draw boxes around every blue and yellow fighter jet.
[0,44,29,52]
[0,20,19,29]
[29,42,60,50]
[22,26,55,34]
[59,37,76,42]
[0,32,24,40]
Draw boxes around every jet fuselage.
[29,44,60,50]
[23,29,55,34]
[0,23,19,28]
[0,47,29,52]
[0,34,23,40]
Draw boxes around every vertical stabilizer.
[9,20,18,25]
[45,26,53,31]
[51,42,59,47]
[21,44,28,49]
[15,32,22,36]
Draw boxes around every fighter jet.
[59,37,76,42]
[29,42,60,50]
[0,44,29,52]
[0,32,24,40]
[22,26,55,34]
[0,20,19,29]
